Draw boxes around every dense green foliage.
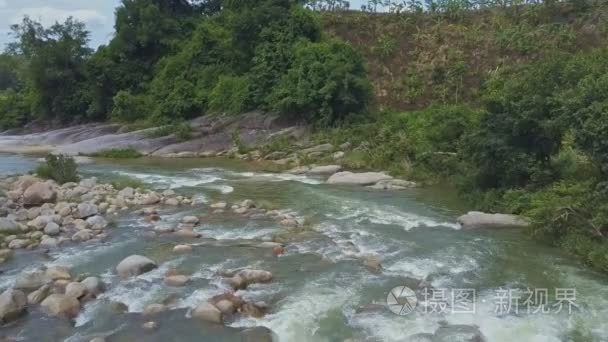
[110,175,146,190]
[0,0,369,129]
[35,154,79,184]
[91,148,143,159]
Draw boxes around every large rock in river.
[306,165,342,175]
[191,302,223,324]
[14,270,51,291]
[116,255,157,278]
[0,289,27,323]
[327,171,393,186]
[457,211,529,230]
[0,217,20,234]
[40,294,80,319]
[23,182,57,205]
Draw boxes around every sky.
[0,0,370,50]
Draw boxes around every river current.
[0,154,606,341]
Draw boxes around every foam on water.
[225,170,323,185]
[385,254,479,283]
[201,226,278,240]
[114,170,221,189]
[202,184,234,194]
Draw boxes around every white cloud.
[12,6,109,28]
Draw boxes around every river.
[0,154,606,341]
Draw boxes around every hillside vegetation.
[1,0,608,273]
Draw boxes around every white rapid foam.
[225,170,323,185]
[114,171,221,189]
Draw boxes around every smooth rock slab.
[457,211,529,230]
[40,294,80,319]
[0,289,27,323]
[306,165,342,175]
[327,171,393,186]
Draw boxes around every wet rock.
[307,165,342,175]
[79,178,97,189]
[27,284,51,304]
[86,215,108,229]
[209,293,244,314]
[432,325,486,342]
[457,211,529,230]
[81,277,104,296]
[181,216,200,225]
[154,224,174,234]
[27,207,42,220]
[362,255,383,273]
[143,303,167,316]
[192,302,223,324]
[40,294,80,319]
[236,269,273,285]
[239,327,277,342]
[109,301,128,313]
[165,198,179,206]
[76,203,98,219]
[210,202,227,209]
[15,270,51,291]
[225,276,246,290]
[23,182,57,206]
[0,289,27,323]
[141,193,161,205]
[65,282,87,299]
[164,275,190,287]
[40,237,59,249]
[116,255,157,278]
[0,218,20,234]
[44,222,60,236]
[240,302,265,318]
[327,171,393,186]
[46,266,72,281]
[72,229,93,242]
[173,244,192,254]
[8,238,28,249]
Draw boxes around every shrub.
[111,91,152,123]
[144,122,193,141]
[208,75,252,114]
[269,39,371,125]
[92,148,142,159]
[110,175,145,190]
[35,154,79,184]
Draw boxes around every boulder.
[27,285,51,304]
[165,198,179,206]
[76,203,98,219]
[368,179,417,190]
[86,215,108,229]
[141,193,161,205]
[0,289,27,322]
[65,282,87,299]
[116,255,157,278]
[154,224,174,234]
[164,275,189,287]
[0,218,20,234]
[307,165,342,175]
[13,175,40,192]
[191,302,223,324]
[40,294,80,319]
[72,229,93,242]
[44,222,61,236]
[326,171,393,186]
[39,237,59,249]
[181,216,200,225]
[118,187,134,198]
[8,239,28,249]
[236,269,273,285]
[46,266,72,280]
[81,277,104,296]
[14,270,51,291]
[173,244,193,254]
[23,182,57,205]
[457,211,529,230]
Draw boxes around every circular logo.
[387,286,418,315]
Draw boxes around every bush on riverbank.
[91,148,142,159]
[34,154,79,184]
[110,175,145,190]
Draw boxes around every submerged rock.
[457,211,529,229]
[192,302,223,324]
[239,327,277,342]
[46,266,72,281]
[0,289,27,323]
[27,285,51,304]
[116,255,157,278]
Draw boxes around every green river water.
[0,154,606,342]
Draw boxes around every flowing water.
[0,154,607,342]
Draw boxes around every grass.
[91,148,142,159]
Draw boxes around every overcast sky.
[0,0,370,50]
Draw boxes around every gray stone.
[191,302,223,324]
[327,171,393,186]
[116,255,157,278]
[307,165,342,175]
[23,182,57,205]
[76,203,98,219]
[81,277,104,296]
[0,289,27,322]
[14,270,51,291]
[44,222,60,236]
[457,211,529,230]
[27,285,51,304]
[0,218,20,234]
[46,266,71,280]
[40,294,80,319]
